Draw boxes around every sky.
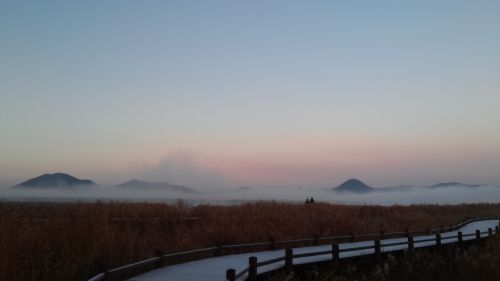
[1,0,499,189]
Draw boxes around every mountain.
[333,178,374,193]
[429,182,484,189]
[117,180,196,193]
[14,173,96,188]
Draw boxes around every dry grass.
[1,201,500,281]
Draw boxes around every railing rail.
[88,216,500,281]
[228,219,500,281]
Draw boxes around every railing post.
[489,228,493,238]
[248,256,258,281]
[226,269,236,281]
[214,246,223,256]
[458,231,463,246]
[435,233,441,246]
[285,248,293,271]
[313,235,319,246]
[332,243,340,265]
[154,249,164,268]
[268,237,276,250]
[94,259,107,281]
[407,236,414,252]
[374,239,381,260]
[476,229,481,241]
[496,226,499,234]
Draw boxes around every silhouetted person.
[305,198,310,204]
[310,197,315,203]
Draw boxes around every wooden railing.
[227,224,500,281]
[87,216,500,281]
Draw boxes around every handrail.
[293,250,332,259]
[318,235,351,241]
[87,273,105,281]
[88,216,500,281]
[163,247,219,257]
[276,238,316,244]
[414,237,436,243]
[381,241,408,247]
[441,235,459,240]
[234,267,249,280]
[107,257,160,274]
[256,257,286,267]
[339,244,374,252]
[228,218,500,281]
[221,242,271,249]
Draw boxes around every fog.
[97,151,233,190]
[1,184,500,206]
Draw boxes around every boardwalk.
[129,219,499,281]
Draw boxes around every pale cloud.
[125,150,231,190]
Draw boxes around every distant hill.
[333,178,374,193]
[429,182,484,189]
[14,173,96,188]
[117,180,196,193]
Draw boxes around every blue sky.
[1,1,499,188]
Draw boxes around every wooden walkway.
[128,219,499,281]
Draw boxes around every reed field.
[1,201,500,281]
